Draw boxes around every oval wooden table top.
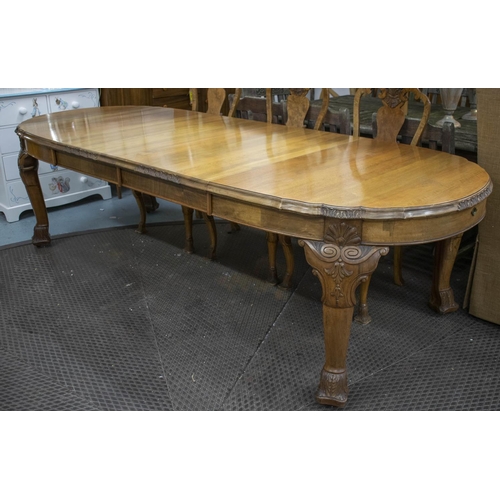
[17,105,492,221]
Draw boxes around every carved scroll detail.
[299,221,389,407]
[299,222,389,308]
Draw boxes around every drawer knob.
[80,176,88,183]
[71,101,80,109]
[19,107,27,115]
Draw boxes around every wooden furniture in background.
[303,102,350,134]
[16,106,491,407]
[101,88,195,247]
[195,89,236,115]
[99,88,152,107]
[181,87,242,259]
[353,88,432,324]
[314,93,477,160]
[272,88,339,288]
[229,90,351,288]
[230,89,290,286]
[230,93,285,124]
[230,88,332,288]
[0,88,111,222]
[373,114,456,153]
[99,88,194,109]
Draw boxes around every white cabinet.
[0,88,111,222]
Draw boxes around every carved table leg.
[132,190,147,234]
[429,234,463,314]
[299,222,388,407]
[201,212,217,260]
[18,151,51,247]
[182,205,195,254]
[278,234,294,289]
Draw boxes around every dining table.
[15,105,492,407]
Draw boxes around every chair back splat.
[353,88,431,145]
[190,88,242,116]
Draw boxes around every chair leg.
[132,190,147,234]
[266,231,279,284]
[393,245,404,286]
[201,212,217,260]
[143,195,159,213]
[181,205,194,254]
[354,275,372,324]
[278,234,294,289]
[229,222,241,233]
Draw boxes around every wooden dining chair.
[183,88,242,258]
[230,88,350,288]
[352,88,435,324]
[230,93,286,124]
[227,90,289,285]
[132,88,241,261]
[273,90,350,288]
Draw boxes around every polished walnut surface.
[18,106,490,223]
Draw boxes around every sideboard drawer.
[3,153,56,182]
[0,88,112,222]
[0,95,49,126]
[0,126,21,155]
[6,169,109,208]
[48,89,99,113]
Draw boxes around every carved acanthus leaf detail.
[300,221,388,308]
[324,221,361,247]
[317,370,348,405]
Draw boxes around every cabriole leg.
[278,234,294,289]
[429,234,463,314]
[132,190,147,234]
[182,205,195,254]
[18,151,50,247]
[201,212,217,260]
[299,221,388,407]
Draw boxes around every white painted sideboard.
[0,88,112,222]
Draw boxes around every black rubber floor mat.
[1,222,499,410]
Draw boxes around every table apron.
[360,199,486,245]
[22,141,486,246]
